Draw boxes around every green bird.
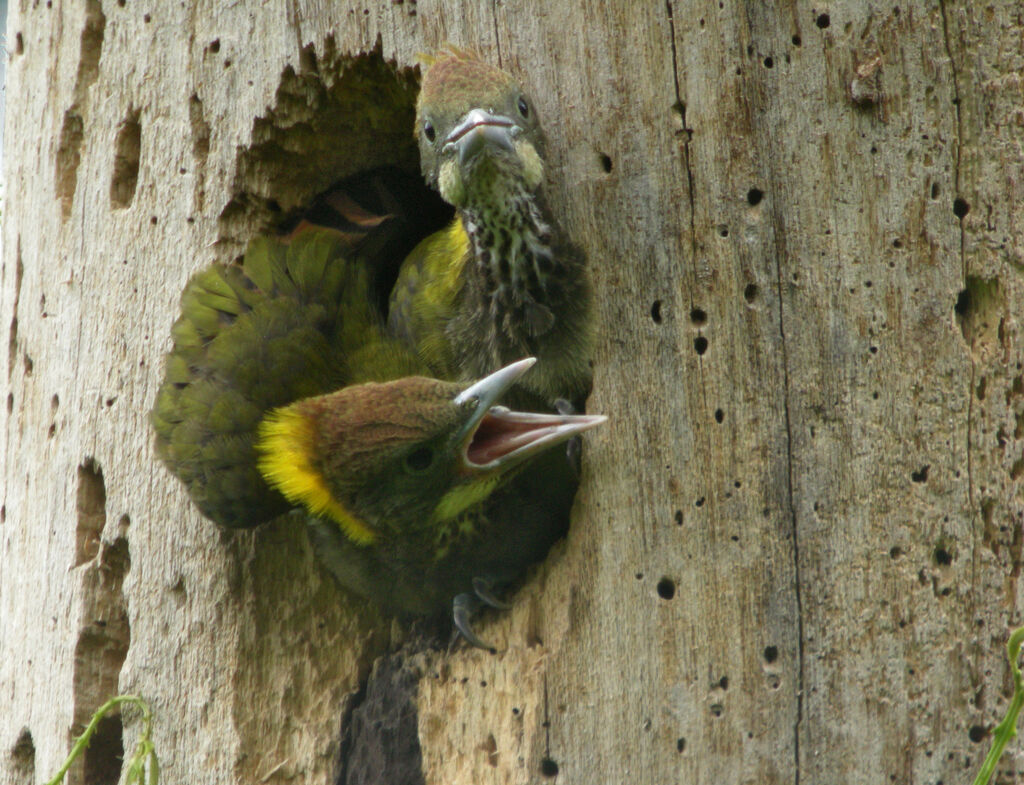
[272,358,602,632]
[152,230,604,645]
[387,48,593,410]
[152,230,422,529]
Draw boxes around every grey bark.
[1,2,1022,784]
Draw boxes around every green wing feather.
[152,229,420,528]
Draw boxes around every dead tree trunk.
[2,2,1022,784]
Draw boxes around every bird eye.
[517,96,529,118]
[423,122,436,143]
[405,447,434,472]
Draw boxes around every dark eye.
[405,447,434,472]
[423,122,436,143]
[517,97,529,118]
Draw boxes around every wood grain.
[1,2,1021,784]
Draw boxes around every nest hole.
[217,41,452,309]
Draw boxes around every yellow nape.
[256,407,376,545]
[431,473,502,525]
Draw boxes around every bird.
[152,229,604,646]
[273,357,604,635]
[387,48,593,411]
[152,230,422,530]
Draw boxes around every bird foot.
[452,578,510,651]
[473,576,511,609]
[554,398,582,477]
[452,593,495,651]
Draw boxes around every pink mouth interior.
[466,413,557,466]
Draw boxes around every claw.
[553,398,582,477]
[453,592,496,651]
[473,577,511,609]
[553,398,575,416]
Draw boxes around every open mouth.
[464,407,605,471]
[453,358,606,472]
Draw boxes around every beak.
[454,358,607,473]
[444,108,518,166]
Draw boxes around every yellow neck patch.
[435,218,471,293]
[430,473,501,525]
[256,407,376,545]
[440,217,471,290]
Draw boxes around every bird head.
[416,48,545,208]
[256,358,604,545]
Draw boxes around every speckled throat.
[460,181,563,350]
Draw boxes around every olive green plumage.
[152,231,421,529]
[152,229,602,629]
[388,49,593,409]
[151,50,602,638]
[305,448,580,618]
[258,367,595,617]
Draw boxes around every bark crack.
[491,1,503,69]
[664,0,707,446]
[664,2,697,261]
[937,1,964,210]
[938,0,976,584]
[773,225,804,785]
[336,652,425,785]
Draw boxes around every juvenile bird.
[273,357,603,628]
[152,230,422,529]
[152,230,603,644]
[388,49,592,410]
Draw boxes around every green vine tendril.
[45,695,158,785]
[973,627,1024,785]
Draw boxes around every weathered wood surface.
[2,2,1022,784]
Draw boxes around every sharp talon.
[553,399,583,476]
[553,397,576,416]
[473,577,511,609]
[453,593,495,651]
